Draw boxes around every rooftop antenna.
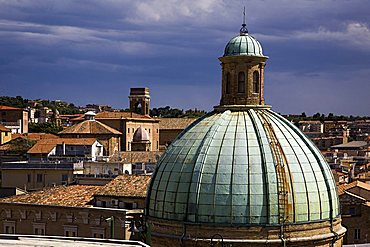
[240,6,248,35]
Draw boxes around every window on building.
[237,72,245,93]
[253,71,259,93]
[127,128,130,133]
[149,129,151,134]
[4,221,15,234]
[33,223,45,235]
[27,174,31,183]
[64,226,78,237]
[36,174,43,183]
[225,72,231,94]
[349,207,356,215]
[91,227,105,239]
[355,228,361,240]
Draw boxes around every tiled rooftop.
[11,133,58,141]
[59,119,122,135]
[27,138,98,154]
[158,117,197,130]
[0,185,100,207]
[96,112,152,120]
[0,124,11,132]
[119,151,163,163]
[331,141,368,149]
[94,175,151,198]
[0,105,23,111]
[337,180,370,195]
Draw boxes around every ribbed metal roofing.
[224,34,264,57]
[147,109,339,225]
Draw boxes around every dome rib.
[269,110,323,221]
[267,110,337,220]
[224,34,265,57]
[248,110,271,224]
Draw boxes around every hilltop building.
[0,106,28,134]
[145,23,346,246]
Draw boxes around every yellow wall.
[1,169,74,190]
[0,130,11,145]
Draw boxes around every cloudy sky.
[0,0,369,115]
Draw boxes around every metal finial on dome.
[240,6,248,35]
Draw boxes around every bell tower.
[129,87,150,116]
[218,23,268,107]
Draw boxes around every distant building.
[0,124,12,145]
[70,89,160,153]
[0,175,151,240]
[338,181,370,244]
[27,137,104,162]
[298,120,324,133]
[0,106,28,134]
[158,118,197,150]
[0,185,127,239]
[59,112,122,156]
[92,175,150,210]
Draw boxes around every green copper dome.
[224,34,264,57]
[223,24,265,57]
[147,109,339,225]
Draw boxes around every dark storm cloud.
[0,0,370,115]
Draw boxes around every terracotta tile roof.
[96,111,152,120]
[159,118,197,130]
[337,180,370,195]
[94,175,151,198]
[0,185,100,207]
[59,120,122,135]
[120,151,163,163]
[12,133,58,141]
[0,105,23,111]
[27,138,98,154]
[0,124,11,132]
[332,141,368,149]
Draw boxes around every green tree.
[29,122,63,134]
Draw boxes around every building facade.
[0,106,28,134]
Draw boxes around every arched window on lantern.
[253,71,260,93]
[225,72,231,94]
[237,72,245,93]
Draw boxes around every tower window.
[237,72,245,93]
[354,228,361,240]
[253,71,259,93]
[225,72,231,94]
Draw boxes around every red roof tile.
[0,185,100,207]
[27,138,98,154]
[337,180,370,195]
[95,175,151,198]
[159,118,197,130]
[12,133,58,141]
[96,111,153,120]
[0,124,11,132]
[0,105,23,111]
[59,120,121,135]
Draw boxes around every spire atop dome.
[240,6,248,35]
